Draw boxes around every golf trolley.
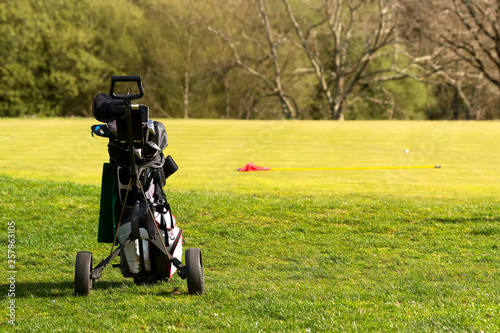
[74,76,204,296]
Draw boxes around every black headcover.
[93,93,125,123]
[151,121,168,151]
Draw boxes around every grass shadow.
[6,280,130,299]
[425,216,500,224]
[6,281,74,299]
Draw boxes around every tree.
[0,0,147,116]
[436,0,500,119]
[191,0,299,119]
[283,0,435,120]
[0,0,497,119]
[441,0,500,89]
[401,0,500,119]
[255,0,297,119]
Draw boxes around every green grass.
[1,119,500,331]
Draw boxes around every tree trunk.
[451,86,460,120]
[256,0,295,119]
[224,77,231,118]
[183,32,192,119]
[333,100,344,120]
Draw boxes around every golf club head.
[134,148,143,159]
[148,142,161,151]
[147,119,156,135]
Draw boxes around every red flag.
[237,162,271,172]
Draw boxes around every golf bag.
[91,93,182,284]
[75,76,204,296]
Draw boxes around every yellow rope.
[270,165,441,171]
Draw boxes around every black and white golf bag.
[92,93,182,283]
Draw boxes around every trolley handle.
[109,75,144,100]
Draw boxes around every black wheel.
[75,251,93,296]
[185,248,204,295]
[133,277,145,285]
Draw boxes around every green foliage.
[0,0,149,117]
[0,0,497,119]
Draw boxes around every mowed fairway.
[1,119,499,331]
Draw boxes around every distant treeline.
[1,0,498,119]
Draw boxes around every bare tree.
[440,0,500,89]
[437,0,500,118]
[402,0,500,119]
[255,0,297,119]
[283,0,423,120]
[190,0,297,119]
[181,0,498,119]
